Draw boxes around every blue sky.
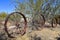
[0,0,26,13]
[0,0,17,13]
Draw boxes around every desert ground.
[0,22,60,40]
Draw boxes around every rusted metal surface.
[31,13,45,30]
[4,12,27,38]
[40,14,45,25]
[51,18,57,28]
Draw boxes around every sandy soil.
[12,25,60,40]
[0,22,60,40]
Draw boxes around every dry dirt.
[11,25,60,40]
[0,22,60,40]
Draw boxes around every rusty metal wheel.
[40,14,45,26]
[4,12,27,38]
[38,14,45,27]
[51,18,57,28]
[32,13,45,28]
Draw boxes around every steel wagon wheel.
[32,13,45,29]
[4,12,27,38]
[51,18,57,28]
[40,14,45,26]
[38,14,45,27]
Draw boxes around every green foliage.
[0,12,7,20]
[9,13,21,22]
[14,0,60,24]
[14,0,44,17]
[41,0,60,20]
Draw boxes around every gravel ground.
[14,24,60,40]
[0,23,60,40]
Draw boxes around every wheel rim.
[4,12,27,38]
[32,14,45,27]
[51,18,57,27]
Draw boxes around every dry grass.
[10,26,60,40]
[0,21,60,40]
